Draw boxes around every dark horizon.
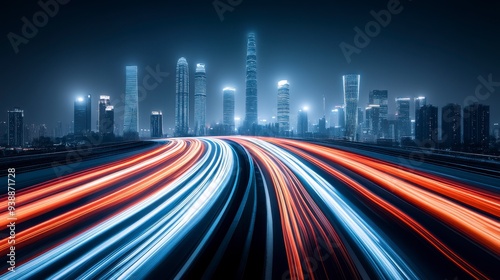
[1,0,499,133]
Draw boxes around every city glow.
[278,80,289,87]
[196,63,206,73]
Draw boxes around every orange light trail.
[266,138,500,255]
[0,139,204,256]
[269,139,489,279]
[232,138,360,280]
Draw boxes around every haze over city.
[2,0,499,132]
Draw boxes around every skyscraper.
[74,95,91,136]
[297,109,308,137]
[369,90,388,137]
[330,106,345,128]
[343,74,360,141]
[223,87,236,135]
[194,63,207,136]
[175,57,189,136]
[357,107,364,130]
[318,117,327,135]
[245,33,258,130]
[414,96,426,112]
[441,103,461,150]
[415,104,438,146]
[124,66,138,134]
[395,97,411,140]
[277,80,290,135]
[464,103,490,151]
[150,111,163,138]
[0,121,7,146]
[365,104,381,140]
[414,96,427,139]
[8,108,24,147]
[99,95,114,135]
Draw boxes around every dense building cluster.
[2,32,498,155]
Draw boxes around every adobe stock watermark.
[50,64,169,178]
[463,74,499,107]
[339,0,411,64]
[213,0,243,22]
[398,73,498,169]
[109,64,170,116]
[7,0,71,54]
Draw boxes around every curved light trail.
[1,137,497,279]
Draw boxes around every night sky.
[1,0,499,134]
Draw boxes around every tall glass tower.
[369,90,388,137]
[414,96,427,139]
[343,74,360,141]
[415,104,438,145]
[395,97,411,140]
[98,95,114,134]
[441,103,461,150]
[464,103,490,151]
[245,33,258,130]
[194,63,206,136]
[277,80,290,135]
[150,111,163,138]
[8,108,24,147]
[175,57,189,136]
[124,66,138,134]
[223,87,236,135]
[74,94,91,136]
[297,109,308,137]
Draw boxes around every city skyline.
[2,1,499,132]
[3,69,498,144]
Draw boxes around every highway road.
[1,137,498,279]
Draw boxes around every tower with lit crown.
[194,63,206,136]
[175,57,189,136]
[223,87,236,135]
[99,95,114,135]
[343,74,360,141]
[75,95,92,136]
[277,80,290,135]
[245,33,258,131]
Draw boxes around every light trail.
[1,139,239,279]
[233,137,417,279]
[268,139,489,279]
[266,138,500,256]
[0,141,180,228]
[1,137,496,279]
[0,139,203,254]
